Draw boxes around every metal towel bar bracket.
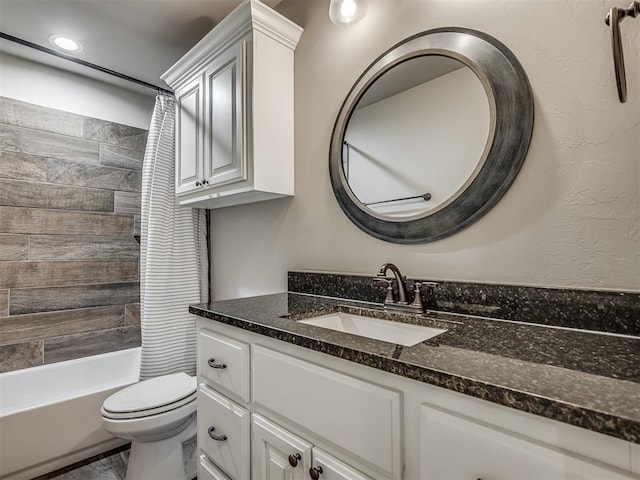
[605,1,640,103]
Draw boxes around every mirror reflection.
[343,55,491,218]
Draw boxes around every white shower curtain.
[139,94,207,379]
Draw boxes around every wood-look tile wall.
[0,97,146,373]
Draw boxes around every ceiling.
[0,0,281,94]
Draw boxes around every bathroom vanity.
[190,275,640,480]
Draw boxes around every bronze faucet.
[374,263,436,314]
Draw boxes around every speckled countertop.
[190,292,640,444]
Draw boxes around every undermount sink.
[297,311,447,347]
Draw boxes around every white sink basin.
[298,311,446,347]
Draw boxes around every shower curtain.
[139,94,208,379]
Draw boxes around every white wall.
[0,51,154,129]
[211,0,640,299]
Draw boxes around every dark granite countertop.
[190,292,640,444]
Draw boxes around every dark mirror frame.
[329,27,534,244]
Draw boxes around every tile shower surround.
[0,97,144,373]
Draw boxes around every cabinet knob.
[202,178,209,185]
[207,358,227,369]
[309,466,323,479]
[207,426,227,441]
[288,453,301,467]
[195,181,201,186]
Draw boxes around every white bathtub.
[0,347,141,480]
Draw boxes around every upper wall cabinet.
[162,0,303,209]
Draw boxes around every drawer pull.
[288,453,301,467]
[207,358,227,369]
[207,426,227,441]
[309,466,323,479]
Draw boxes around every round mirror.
[344,55,492,219]
[329,28,534,243]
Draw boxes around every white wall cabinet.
[195,318,640,480]
[162,0,302,209]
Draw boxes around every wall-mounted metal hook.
[605,1,640,103]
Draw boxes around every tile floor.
[33,446,129,480]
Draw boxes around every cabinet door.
[175,74,204,195]
[252,346,401,478]
[420,404,636,479]
[252,414,312,480]
[310,448,372,480]
[204,40,247,189]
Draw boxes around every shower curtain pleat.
[139,94,206,380]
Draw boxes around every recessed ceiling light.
[49,35,83,53]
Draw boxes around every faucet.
[376,263,409,304]
[374,263,437,314]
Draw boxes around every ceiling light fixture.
[329,0,367,25]
[49,34,83,53]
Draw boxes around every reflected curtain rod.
[0,32,174,96]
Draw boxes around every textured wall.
[210,0,639,300]
[0,97,144,373]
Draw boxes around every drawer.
[198,454,231,480]
[198,384,250,480]
[312,448,373,480]
[252,345,401,478]
[420,404,637,479]
[198,329,250,402]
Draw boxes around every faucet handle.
[373,277,395,304]
[415,281,438,311]
[411,282,425,311]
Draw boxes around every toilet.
[101,372,198,480]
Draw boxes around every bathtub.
[0,347,140,480]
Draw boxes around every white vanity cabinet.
[162,0,302,209]
[196,323,399,480]
[195,318,640,480]
[420,404,637,480]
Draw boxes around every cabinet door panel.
[252,345,401,478]
[252,414,312,480]
[420,404,636,479]
[175,75,204,195]
[311,448,372,480]
[198,384,250,480]
[205,42,247,188]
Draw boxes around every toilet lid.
[103,372,197,414]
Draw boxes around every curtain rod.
[0,32,174,96]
